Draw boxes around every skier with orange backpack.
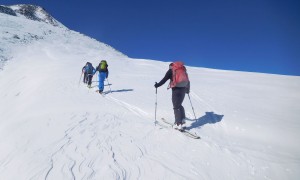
[154,61,190,130]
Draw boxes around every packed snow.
[1,8,300,180]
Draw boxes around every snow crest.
[1,4,63,27]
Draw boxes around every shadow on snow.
[186,112,224,130]
[91,84,112,88]
[105,89,134,94]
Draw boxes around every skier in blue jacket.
[94,60,109,93]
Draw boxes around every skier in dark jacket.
[84,62,95,88]
[94,60,109,93]
[154,62,190,130]
[82,64,88,84]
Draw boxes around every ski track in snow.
[106,95,149,117]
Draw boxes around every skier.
[82,63,88,84]
[84,62,95,88]
[154,62,190,130]
[94,60,109,93]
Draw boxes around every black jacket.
[94,64,109,78]
[156,69,190,92]
[156,69,172,87]
[95,64,109,73]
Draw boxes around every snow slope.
[1,8,300,180]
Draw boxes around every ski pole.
[95,71,98,82]
[155,84,158,125]
[188,93,197,121]
[106,78,112,93]
[78,72,83,87]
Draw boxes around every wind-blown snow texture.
[1,5,300,180]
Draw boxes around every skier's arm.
[93,66,98,75]
[155,69,172,88]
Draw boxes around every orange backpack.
[169,61,189,88]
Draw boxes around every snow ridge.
[0,4,63,27]
[0,7,125,70]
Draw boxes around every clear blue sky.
[2,0,300,75]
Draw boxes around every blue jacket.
[85,63,95,74]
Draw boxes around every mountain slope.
[0,4,63,27]
[0,6,125,70]
[1,7,300,180]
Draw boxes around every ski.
[160,118,200,139]
[95,90,105,96]
[155,121,169,128]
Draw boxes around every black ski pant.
[83,72,87,83]
[172,87,186,124]
[87,74,93,86]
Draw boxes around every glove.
[154,82,159,88]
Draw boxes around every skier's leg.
[180,106,186,120]
[98,73,101,90]
[99,72,106,92]
[83,73,87,83]
[172,88,185,124]
[87,74,93,86]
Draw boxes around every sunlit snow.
[1,7,300,180]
